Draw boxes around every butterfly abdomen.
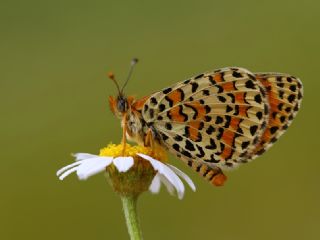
[187,160,227,186]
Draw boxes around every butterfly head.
[108,58,138,118]
[108,94,129,118]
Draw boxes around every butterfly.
[108,59,303,186]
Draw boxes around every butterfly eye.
[117,96,128,113]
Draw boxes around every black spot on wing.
[234,105,239,115]
[232,71,243,78]
[256,111,263,120]
[256,149,266,156]
[224,115,231,128]
[191,82,199,93]
[162,87,172,94]
[178,105,188,122]
[205,105,211,114]
[226,105,233,113]
[206,125,215,135]
[185,140,196,151]
[181,150,192,158]
[165,96,174,107]
[216,85,223,93]
[196,145,205,158]
[205,116,212,122]
[203,89,210,96]
[279,90,284,99]
[241,141,250,149]
[185,103,198,120]
[173,143,180,152]
[217,128,224,140]
[183,79,191,84]
[215,116,223,124]
[205,138,217,150]
[250,125,258,136]
[288,94,296,103]
[149,109,154,118]
[208,75,216,85]
[254,94,262,104]
[165,123,172,130]
[218,96,227,102]
[184,126,190,138]
[150,97,158,105]
[159,104,166,112]
[270,126,279,134]
[245,80,255,89]
[160,133,169,141]
[174,135,183,141]
[177,88,185,101]
[204,154,220,163]
[194,73,204,79]
[278,103,283,111]
[277,82,284,88]
[227,93,235,103]
[285,107,291,113]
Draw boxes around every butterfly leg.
[121,113,127,155]
[144,129,155,149]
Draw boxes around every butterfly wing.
[245,72,303,160]
[141,67,269,170]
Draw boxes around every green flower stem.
[121,195,143,240]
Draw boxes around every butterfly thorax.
[125,109,146,145]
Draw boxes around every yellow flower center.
[100,143,167,197]
[99,143,167,162]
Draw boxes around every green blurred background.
[1,0,319,239]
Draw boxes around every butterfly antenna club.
[107,71,122,95]
[121,58,139,94]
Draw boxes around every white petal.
[72,153,99,161]
[113,157,134,173]
[158,174,175,195]
[167,164,196,192]
[76,157,113,180]
[56,161,82,177]
[137,153,185,199]
[149,174,161,193]
[58,167,79,180]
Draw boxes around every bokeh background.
[1,0,319,239]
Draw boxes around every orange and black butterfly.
[108,59,303,186]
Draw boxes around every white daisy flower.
[57,144,196,199]
[56,154,134,181]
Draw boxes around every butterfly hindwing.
[142,67,269,169]
[245,73,303,160]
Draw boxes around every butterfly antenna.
[108,72,122,95]
[121,58,139,94]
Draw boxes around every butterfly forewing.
[142,67,269,169]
